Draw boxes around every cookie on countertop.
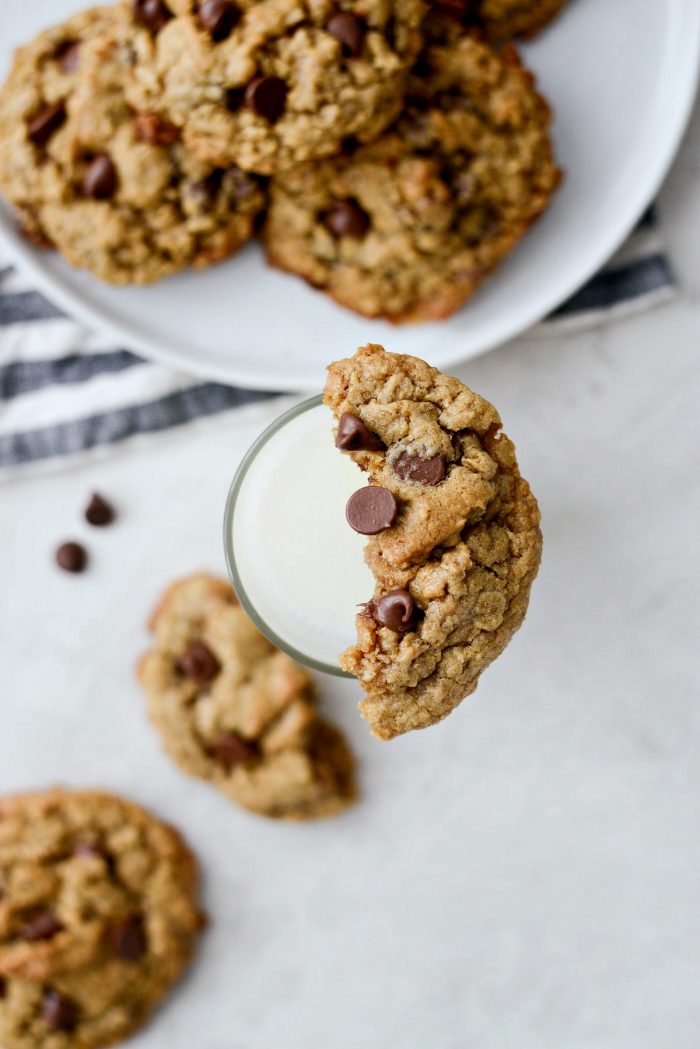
[138,574,356,820]
[0,789,203,1048]
[0,7,265,284]
[119,0,425,174]
[324,344,542,740]
[264,33,560,322]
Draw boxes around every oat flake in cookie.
[120,0,425,174]
[0,7,265,285]
[138,574,356,820]
[325,345,542,741]
[0,789,202,1049]
[264,32,560,321]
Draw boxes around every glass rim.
[223,393,352,679]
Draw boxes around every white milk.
[228,401,374,671]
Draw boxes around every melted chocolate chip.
[244,76,287,122]
[72,841,105,859]
[83,154,118,200]
[133,0,172,33]
[198,0,241,40]
[56,40,82,73]
[223,166,258,200]
[434,0,474,15]
[42,990,77,1032]
[85,493,115,526]
[134,113,180,145]
[0,976,6,998]
[178,641,221,685]
[56,542,87,574]
[27,101,66,146]
[110,914,147,961]
[326,11,366,57]
[335,412,385,452]
[210,731,259,770]
[21,911,64,942]
[346,486,397,535]
[325,199,370,238]
[373,589,417,633]
[392,451,446,486]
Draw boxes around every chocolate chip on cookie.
[178,641,221,685]
[21,911,64,942]
[27,101,66,146]
[244,76,287,122]
[133,0,172,33]
[55,542,87,573]
[198,0,241,41]
[336,412,385,452]
[210,731,259,771]
[325,200,369,238]
[55,40,82,73]
[85,493,116,526]
[326,12,366,57]
[373,589,418,632]
[109,914,147,961]
[392,452,447,487]
[346,486,397,535]
[134,113,180,145]
[83,154,118,200]
[42,990,78,1033]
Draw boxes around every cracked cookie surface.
[325,344,542,740]
[139,574,356,820]
[120,0,425,175]
[0,7,265,284]
[265,33,560,321]
[0,789,202,1048]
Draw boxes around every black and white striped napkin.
[0,207,675,479]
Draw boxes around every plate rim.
[1,1,699,392]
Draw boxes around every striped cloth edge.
[0,207,676,479]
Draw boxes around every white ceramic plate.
[0,0,698,391]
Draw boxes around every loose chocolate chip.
[56,542,87,574]
[55,40,82,73]
[336,412,385,452]
[326,11,366,57]
[27,101,67,146]
[211,731,259,771]
[83,154,118,200]
[133,0,172,33]
[244,76,287,122]
[21,911,64,942]
[178,641,221,685]
[374,589,417,633]
[325,199,370,238]
[134,113,180,145]
[392,451,446,486]
[198,0,241,40]
[110,914,147,961]
[346,486,397,535]
[85,493,115,526]
[42,990,77,1033]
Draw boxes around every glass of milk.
[223,395,374,676]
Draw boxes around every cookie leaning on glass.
[325,344,542,741]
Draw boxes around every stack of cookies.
[0,0,564,321]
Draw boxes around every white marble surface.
[2,100,700,1049]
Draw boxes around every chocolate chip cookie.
[325,345,542,740]
[0,7,264,284]
[470,0,568,40]
[138,574,356,820]
[264,33,560,321]
[0,789,203,1048]
[120,0,425,174]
